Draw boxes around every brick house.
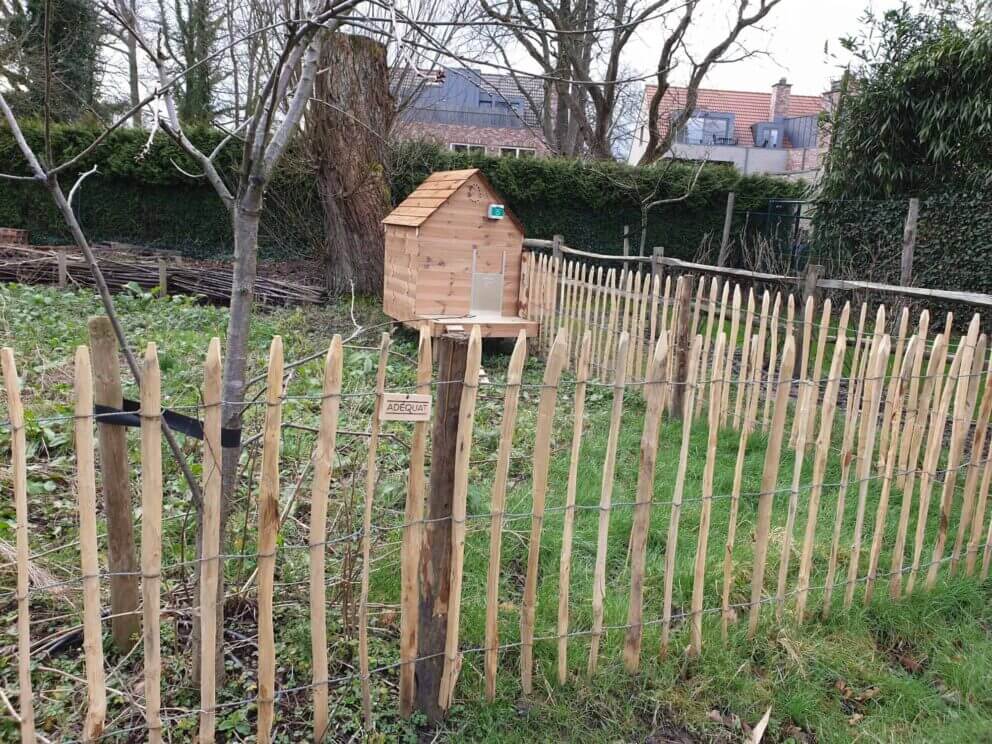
[627,78,834,179]
[393,68,549,157]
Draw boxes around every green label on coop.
[487,204,505,219]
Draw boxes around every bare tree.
[638,0,783,165]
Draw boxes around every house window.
[499,146,536,158]
[450,143,485,154]
[478,91,493,108]
[680,113,733,145]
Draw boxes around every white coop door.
[469,248,506,315]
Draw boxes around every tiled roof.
[642,85,826,147]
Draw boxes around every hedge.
[813,192,992,295]
[0,123,804,260]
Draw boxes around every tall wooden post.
[623,224,631,257]
[718,191,736,266]
[88,316,140,650]
[669,274,695,419]
[416,333,467,722]
[801,263,823,307]
[57,250,67,288]
[158,257,169,297]
[651,246,665,286]
[901,197,920,286]
[552,234,564,264]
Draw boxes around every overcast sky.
[625,0,910,96]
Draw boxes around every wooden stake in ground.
[795,334,847,622]
[88,316,140,650]
[876,308,910,471]
[400,329,431,715]
[440,327,483,710]
[198,339,223,744]
[2,347,35,741]
[690,333,725,655]
[720,284,741,424]
[746,291,770,432]
[623,332,670,670]
[359,334,390,727]
[311,335,343,734]
[907,339,963,594]
[747,336,795,639]
[821,307,872,618]
[589,332,630,675]
[925,316,980,590]
[661,334,702,656]
[139,343,164,744]
[965,344,992,576]
[897,310,931,490]
[864,337,917,604]
[844,332,890,609]
[257,336,285,742]
[669,275,694,419]
[721,336,760,640]
[734,288,756,429]
[890,333,947,598]
[485,332,528,700]
[75,345,107,740]
[775,342,814,621]
[953,338,992,576]
[417,334,467,721]
[762,293,782,430]
[521,329,568,693]
[559,332,592,683]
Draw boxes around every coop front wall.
[383,224,418,321]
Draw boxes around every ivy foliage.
[0,123,801,259]
[814,4,992,293]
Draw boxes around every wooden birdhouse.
[382,168,538,337]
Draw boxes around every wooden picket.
[12,269,992,742]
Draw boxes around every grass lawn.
[1,282,991,742]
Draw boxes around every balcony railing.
[676,134,740,146]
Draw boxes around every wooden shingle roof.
[382,169,524,234]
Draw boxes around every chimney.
[769,77,792,121]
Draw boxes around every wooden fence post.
[75,345,107,740]
[87,316,140,651]
[718,191,735,267]
[552,233,564,264]
[801,263,823,308]
[901,197,920,286]
[158,257,168,297]
[140,344,163,744]
[623,223,630,257]
[257,336,284,743]
[669,274,694,419]
[199,339,222,744]
[359,334,390,728]
[651,245,664,286]
[311,335,343,736]
[484,332,528,699]
[439,326,483,710]
[57,250,67,288]
[2,348,36,740]
[417,333,467,722]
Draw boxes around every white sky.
[625,0,910,97]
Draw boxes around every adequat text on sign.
[379,393,432,422]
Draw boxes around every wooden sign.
[380,393,432,422]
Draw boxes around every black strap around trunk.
[94,399,242,448]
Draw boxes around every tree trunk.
[191,193,262,686]
[310,33,393,296]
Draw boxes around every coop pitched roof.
[383,168,524,234]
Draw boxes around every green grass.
[2,282,991,742]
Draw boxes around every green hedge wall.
[813,192,992,294]
[0,123,803,260]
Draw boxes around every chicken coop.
[382,168,538,337]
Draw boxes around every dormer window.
[678,112,735,145]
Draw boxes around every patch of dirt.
[644,721,699,743]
